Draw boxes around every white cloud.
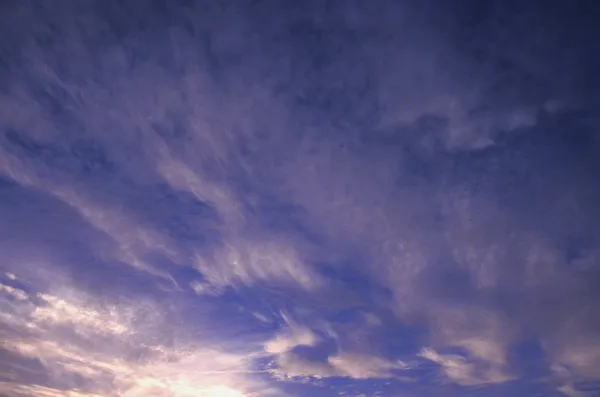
[264,318,319,355]
[0,384,107,397]
[265,318,405,381]
[0,150,176,281]
[327,352,406,379]
[419,348,479,385]
[420,305,514,386]
[196,237,322,293]
[557,384,589,397]
[270,351,335,379]
[0,282,28,301]
[5,272,17,280]
[551,337,600,381]
[270,350,406,381]
[0,275,281,397]
[159,150,321,294]
[157,157,244,227]
[264,314,405,381]
[419,347,511,386]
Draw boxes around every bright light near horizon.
[0,274,258,397]
[203,385,245,397]
[122,380,247,397]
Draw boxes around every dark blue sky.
[1,1,600,396]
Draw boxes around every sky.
[1,1,600,396]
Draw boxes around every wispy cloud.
[264,318,319,355]
[0,276,279,397]
[419,348,511,386]
[1,2,599,397]
[264,317,406,381]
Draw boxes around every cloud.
[0,276,280,397]
[270,351,336,379]
[0,142,177,281]
[1,2,600,396]
[264,317,406,381]
[270,351,406,381]
[419,348,510,386]
[0,0,321,296]
[195,237,322,294]
[264,319,319,355]
[0,282,28,301]
[550,337,600,382]
[0,384,106,397]
[557,386,584,397]
[283,107,600,393]
[327,352,406,379]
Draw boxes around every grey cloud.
[0,0,323,294]
[278,109,600,391]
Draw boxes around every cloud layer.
[1,1,600,396]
